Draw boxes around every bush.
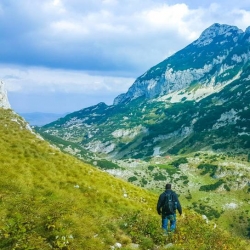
[199,180,224,192]
[96,159,120,170]
[198,163,218,177]
[120,211,165,246]
[224,184,231,191]
[148,166,154,171]
[141,178,148,186]
[128,176,138,182]
[153,173,167,181]
[171,157,188,168]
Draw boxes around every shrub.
[224,184,231,191]
[171,157,188,167]
[141,178,148,186]
[153,173,167,181]
[199,180,224,191]
[148,166,154,171]
[128,176,138,182]
[96,159,120,170]
[197,163,218,177]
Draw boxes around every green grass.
[0,109,249,249]
[156,164,180,176]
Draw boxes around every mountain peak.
[0,81,11,109]
[113,23,247,106]
[193,23,243,47]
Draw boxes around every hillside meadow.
[0,108,249,249]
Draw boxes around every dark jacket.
[157,189,182,216]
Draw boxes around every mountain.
[20,112,67,126]
[38,23,250,159]
[35,23,250,241]
[1,109,248,249]
[114,23,247,105]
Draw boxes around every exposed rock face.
[38,23,250,158]
[114,23,250,105]
[193,23,243,47]
[0,81,11,109]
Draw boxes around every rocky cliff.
[38,23,250,159]
[114,23,249,105]
[0,81,11,109]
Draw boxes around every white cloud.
[1,0,250,113]
[233,9,250,29]
[0,65,134,95]
[144,4,190,27]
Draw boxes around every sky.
[1,0,250,114]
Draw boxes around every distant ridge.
[20,112,67,126]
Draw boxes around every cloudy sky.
[1,0,250,114]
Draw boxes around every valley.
[35,23,250,242]
[1,108,249,249]
[35,131,250,240]
[1,22,250,249]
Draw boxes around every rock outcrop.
[0,81,11,109]
[114,23,250,105]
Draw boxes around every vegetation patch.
[148,165,154,171]
[141,178,148,186]
[171,157,188,168]
[199,179,224,192]
[197,163,218,177]
[96,159,120,170]
[120,210,248,249]
[190,202,223,220]
[153,172,167,181]
[157,164,180,176]
[128,176,138,183]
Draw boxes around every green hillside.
[37,62,250,159]
[0,108,249,249]
[37,24,250,160]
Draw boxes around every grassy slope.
[156,153,250,232]
[0,109,249,250]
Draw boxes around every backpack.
[162,192,176,215]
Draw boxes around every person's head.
[165,183,171,190]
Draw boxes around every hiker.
[157,183,182,233]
